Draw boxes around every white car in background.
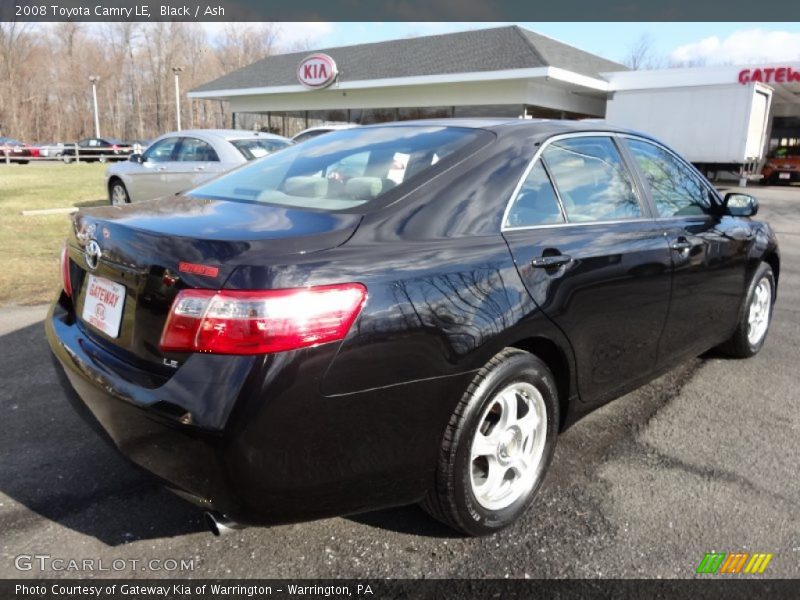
[105,129,292,205]
[291,123,357,144]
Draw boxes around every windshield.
[189,125,487,211]
[231,138,292,160]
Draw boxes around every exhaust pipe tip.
[204,511,243,536]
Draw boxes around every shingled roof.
[192,25,627,93]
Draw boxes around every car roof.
[162,129,290,142]
[362,118,644,137]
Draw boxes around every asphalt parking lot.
[1,185,798,579]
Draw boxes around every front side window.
[626,139,712,217]
[543,137,642,222]
[504,161,565,228]
[144,137,180,163]
[190,126,488,211]
[176,138,219,162]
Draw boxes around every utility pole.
[88,75,100,137]
[172,66,184,131]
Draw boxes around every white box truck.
[605,82,772,184]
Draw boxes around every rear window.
[231,138,292,160]
[189,126,487,210]
[770,146,800,158]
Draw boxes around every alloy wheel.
[469,381,547,511]
[747,278,772,346]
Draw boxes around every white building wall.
[226,79,606,117]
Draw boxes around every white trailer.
[604,81,772,183]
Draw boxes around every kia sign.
[738,66,800,84]
[297,54,339,89]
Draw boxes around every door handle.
[194,166,205,171]
[157,166,167,171]
[671,240,692,251]
[532,255,572,268]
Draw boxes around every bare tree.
[0,22,34,136]
[622,34,662,70]
[0,22,287,142]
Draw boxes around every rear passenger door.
[170,137,223,192]
[502,134,673,404]
[622,137,751,362]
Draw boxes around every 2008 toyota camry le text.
[47,120,779,536]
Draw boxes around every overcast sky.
[254,22,800,66]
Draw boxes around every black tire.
[63,155,73,164]
[422,348,559,536]
[99,155,108,164]
[109,180,130,205]
[717,262,775,358]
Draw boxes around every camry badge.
[84,239,102,270]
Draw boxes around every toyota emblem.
[84,239,102,270]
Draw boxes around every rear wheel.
[718,263,775,358]
[99,155,108,164]
[422,348,559,536]
[62,155,73,164]
[109,180,130,206]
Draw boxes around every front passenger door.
[503,135,673,404]
[126,137,181,202]
[623,138,752,362]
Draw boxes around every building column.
[232,112,237,129]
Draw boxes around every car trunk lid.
[66,195,362,373]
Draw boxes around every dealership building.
[189,25,800,153]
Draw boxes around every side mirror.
[723,192,758,217]
[129,153,143,163]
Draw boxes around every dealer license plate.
[779,173,791,180]
[82,275,126,338]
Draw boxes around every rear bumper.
[46,296,469,525]
[763,169,800,183]
[46,298,241,515]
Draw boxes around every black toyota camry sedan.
[47,120,779,536]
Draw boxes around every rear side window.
[626,139,712,217]
[504,162,565,228]
[231,138,291,160]
[176,137,219,162]
[189,126,488,211]
[175,138,219,162]
[543,137,642,222]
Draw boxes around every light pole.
[172,66,184,131]
[88,75,100,137]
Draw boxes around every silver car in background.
[105,129,292,205]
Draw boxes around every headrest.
[284,176,328,197]
[344,177,397,200]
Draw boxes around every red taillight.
[60,244,72,298]
[159,284,367,355]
